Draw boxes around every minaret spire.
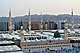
[8,7,12,34]
[28,8,31,33]
[40,12,43,33]
[71,8,74,31]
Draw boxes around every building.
[22,20,57,30]
[19,28,72,52]
[0,40,23,53]
[57,20,65,29]
[0,22,8,31]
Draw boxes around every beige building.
[20,31,72,52]
[23,20,57,30]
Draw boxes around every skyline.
[0,0,80,17]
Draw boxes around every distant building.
[0,22,8,31]
[48,21,57,30]
[14,21,23,31]
[61,22,65,29]
[0,20,57,31]
[22,20,57,30]
[57,20,65,29]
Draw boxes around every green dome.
[54,31,61,38]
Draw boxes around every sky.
[0,0,80,17]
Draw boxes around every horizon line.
[0,13,80,17]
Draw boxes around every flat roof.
[26,37,64,42]
[0,45,21,52]
[0,34,12,39]
[6,51,23,53]
[68,37,80,40]
[0,41,14,44]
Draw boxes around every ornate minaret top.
[8,8,12,34]
[71,8,74,31]
[40,12,43,33]
[28,8,31,33]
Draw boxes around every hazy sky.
[0,0,80,17]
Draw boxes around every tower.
[20,26,24,51]
[28,8,31,33]
[20,26,24,42]
[8,8,12,34]
[40,12,43,33]
[64,17,68,40]
[71,8,74,31]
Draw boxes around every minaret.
[64,17,68,40]
[8,8,12,34]
[71,8,74,31]
[40,12,43,33]
[28,8,31,33]
[20,26,24,42]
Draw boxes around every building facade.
[22,20,57,30]
[0,22,8,31]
